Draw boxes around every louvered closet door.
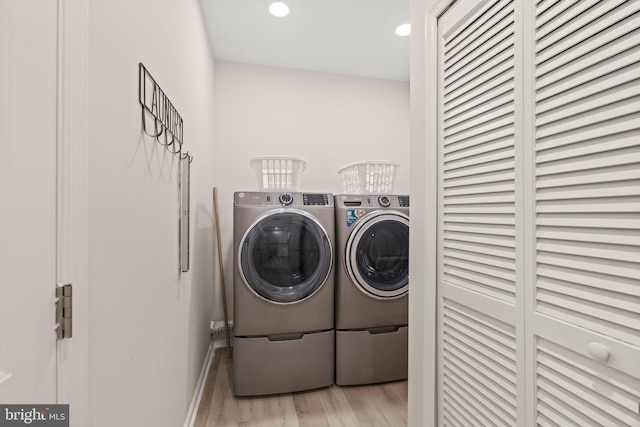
[531,1,640,425]
[437,0,523,425]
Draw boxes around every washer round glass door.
[239,209,333,304]
[345,212,409,298]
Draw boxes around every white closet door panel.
[445,18,514,83]
[536,24,640,84]
[537,277,639,311]
[536,264,640,298]
[445,274,515,302]
[445,79,514,122]
[536,120,640,157]
[445,104,514,139]
[443,115,514,147]
[537,176,639,200]
[536,67,640,115]
[532,3,640,424]
[536,214,638,231]
[535,0,633,53]
[537,80,640,128]
[537,296,639,346]
[444,180,515,197]
[444,174,514,194]
[445,192,515,205]
[444,229,516,247]
[445,257,515,282]
[445,248,515,270]
[439,0,521,424]
[444,222,515,237]
[538,351,639,414]
[445,71,514,113]
[444,212,515,225]
[535,0,581,29]
[537,198,640,214]
[442,0,511,55]
[536,131,640,162]
[444,130,513,157]
[536,252,638,280]
[444,204,515,215]
[534,315,640,379]
[444,95,513,136]
[536,49,640,103]
[446,42,514,99]
[444,0,512,61]
[536,227,640,248]
[536,37,638,101]
[535,0,605,43]
[537,145,640,175]
[442,299,517,427]
[444,169,515,189]
[537,240,639,263]
[536,100,640,140]
[534,334,640,425]
[446,152,515,176]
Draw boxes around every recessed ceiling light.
[269,2,290,17]
[395,23,411,37]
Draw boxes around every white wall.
[86,1,215,426]
[212,60,410,322]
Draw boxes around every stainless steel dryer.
[334,194,409,385]
[233,191,335,396]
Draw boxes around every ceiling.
[199,0,410,81]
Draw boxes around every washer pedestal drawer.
[233,330,334,397]
[336,326,408,386]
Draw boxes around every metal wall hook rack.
[139,62,192,163]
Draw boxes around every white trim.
[56,0,90,425]
[183,341,216,427]
[408,0,448,426]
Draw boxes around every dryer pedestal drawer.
[336,326,408,385]
[233,330,335,397]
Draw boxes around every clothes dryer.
[233,191,335,396]
[334,194,409,385]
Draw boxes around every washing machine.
[233,191,335,396]
[334,194,409,385]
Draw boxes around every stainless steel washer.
[233,191,335,396]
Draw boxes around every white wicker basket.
[338,161,399,194]
[250,156,307,191]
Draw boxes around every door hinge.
[55,283,72,339]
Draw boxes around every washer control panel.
[235,191,333,207]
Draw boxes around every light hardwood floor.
[194,348,408,427]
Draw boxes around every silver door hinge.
[55,283,72,339]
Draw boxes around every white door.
[437,0,522,424]
[436,0,640,425]
[529,1,640,424]
[0,0,59,402]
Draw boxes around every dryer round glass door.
[346,212,409,298]
[239,209,333,303]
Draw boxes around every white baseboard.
[183,341,215,427]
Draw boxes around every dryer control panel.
[337,194,410,208]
